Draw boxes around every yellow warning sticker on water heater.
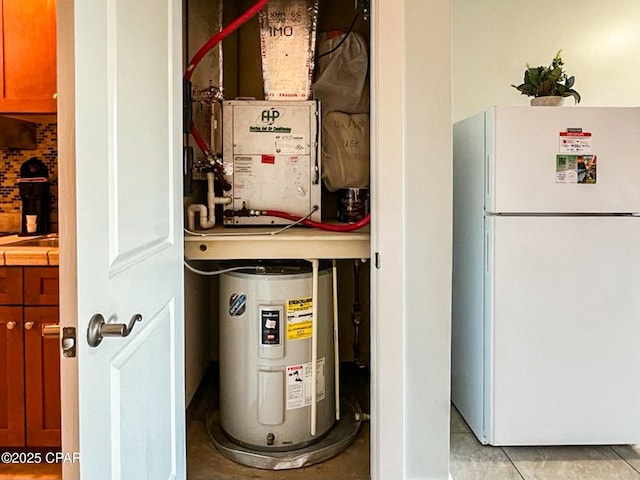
[287,297,313,340]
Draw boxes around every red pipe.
[185,0,272,156]
[264,211,371,232]
[190,125,209,155]
[184,0,271,82]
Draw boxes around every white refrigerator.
[452,106,640,446]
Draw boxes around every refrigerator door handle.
[485,153,492,209]
[485,228,491,276]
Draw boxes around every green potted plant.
[512,50,581,106]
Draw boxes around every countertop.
[0,235,59,266]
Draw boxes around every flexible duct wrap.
[321,112,369,192]
[312,31,370,191]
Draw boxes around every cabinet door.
[0,0,57,113]
[24,306,60,447]
[24,267,59,306]
[0,267,23,304]
[0,307,24,446]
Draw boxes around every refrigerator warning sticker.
[559,130,592,153]
[286,357,326,410]
[556,155,597,184]
[287,297,313,340]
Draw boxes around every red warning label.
[559,130,592,153]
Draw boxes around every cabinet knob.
[6,321,16,330]
[24,322,34,330]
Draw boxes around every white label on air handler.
[286,357,326,410]
[275,134,306,155]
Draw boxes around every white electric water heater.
[219,263,335,450]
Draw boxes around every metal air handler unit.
[219,263,335,449]
[222,100,321,225]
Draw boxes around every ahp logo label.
[258,108,283,125]
[250,108,291,133]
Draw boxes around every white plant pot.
[530,96,564,106]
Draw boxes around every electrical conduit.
[332,259,340,420]
[309,259,319,436]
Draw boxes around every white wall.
[372,1,452,479]
[404,1,452,478]
[453,0,640,122]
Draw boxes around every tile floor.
[7,390,638,480]
[450,406,640,480]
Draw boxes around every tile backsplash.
[0,123,57,231]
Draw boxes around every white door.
[58,0,185,478]
[487,215,640,445]
[486,106,640,214]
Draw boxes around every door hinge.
[374,252,380,269]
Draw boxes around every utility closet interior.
[182,0,372,478]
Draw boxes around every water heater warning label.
[287,297,313,340]
[286,357,326,410]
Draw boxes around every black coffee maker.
[18,158,50,236]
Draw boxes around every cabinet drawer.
[0,267,23,305]
[24,268,59,306]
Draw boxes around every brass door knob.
[6,321,16,330]
[24,322,34,330]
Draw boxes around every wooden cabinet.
[0,306,25,445]
[0,268,22,304]
[0,0,57,113]
[0,267,60,447]
[25,267,59,306]
[24,306,60,446]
